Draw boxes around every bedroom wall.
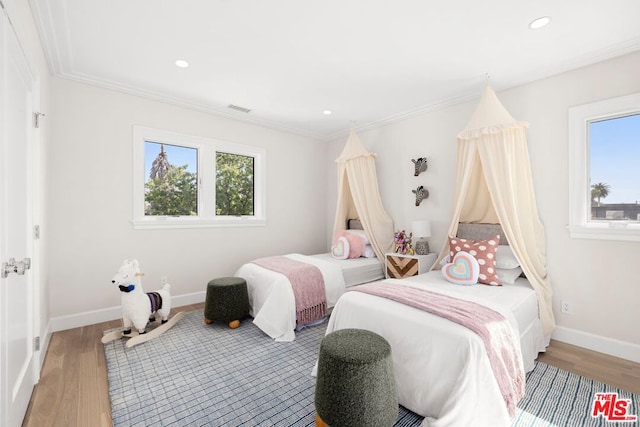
[326,51,640,362]
[47,78,328,329]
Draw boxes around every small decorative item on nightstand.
[393,230,413,255]
[411,220,431,255]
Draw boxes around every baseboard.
[50,291,206,333]
[552,325,640,363]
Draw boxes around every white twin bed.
[324,272,546,427]
[234,253,383,341]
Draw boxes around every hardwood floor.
[22,303,640,427]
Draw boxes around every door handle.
[1,257,31,278]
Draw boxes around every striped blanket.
[351,281,525,417]
[251,256,327,325]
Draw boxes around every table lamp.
[411,220,431,255]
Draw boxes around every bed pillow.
[346,229,370,245]
[449,235,501,286]
[441,251,480,285]
[497,267,523,285]
[331,236,350,259]
[361,245,376,258]
[333,230,365,258]
[496,245,520,270]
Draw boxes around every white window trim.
[132,126,266,230]
[568,92,640,242]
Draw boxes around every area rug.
[104,310,638,426]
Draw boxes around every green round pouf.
[315,328,398,427]
[204,277,250,327]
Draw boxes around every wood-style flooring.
[22,302,640,427]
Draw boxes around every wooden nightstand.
[385,253,438,279]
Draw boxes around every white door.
[0,7,37,427]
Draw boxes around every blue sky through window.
[590,113,640,204]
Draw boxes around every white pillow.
[497,266,523,285]
[346,229,370,245]
[361,245,376,258]
[496,245,520,270]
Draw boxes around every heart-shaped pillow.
[331,236,350,260]
[441,251,480,285]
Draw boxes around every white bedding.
[235,253,346,342]
[322,271,546,427]
[309,253,384,287]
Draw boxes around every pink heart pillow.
[331,236,350,260]
[441,251,480,285]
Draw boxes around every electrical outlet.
[160,276,168,285]
[561,300,571,314]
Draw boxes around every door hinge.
[34,336,40,351]
[34,225,40,239]
[33,112,45,128]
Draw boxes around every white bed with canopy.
[235,130,392,341]
[434,85,555,341]
[324,86,553,426]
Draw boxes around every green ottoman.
[315,328,398,427]
[204,277,250,329]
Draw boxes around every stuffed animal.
[393,230,414,255]
[111,259,172,336]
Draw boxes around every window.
[132,126,266,229]
[568,93,640,241]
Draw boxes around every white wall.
[327,51,640,361]
[47,78,328,328]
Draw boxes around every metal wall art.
[412,185,429,206]
[411,157,428,176]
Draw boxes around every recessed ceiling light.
[175,59,189,68]
[529,16,551,30]
[323,110,332,115]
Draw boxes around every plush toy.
[393,230,414,255]
[111,259,172,336]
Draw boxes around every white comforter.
[324,272,539,427]
[235,253,345,342]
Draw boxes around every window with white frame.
[132,126,266,229]
[568,92,640,241]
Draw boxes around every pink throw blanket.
[351,281,525,417]
[251,256,327,325]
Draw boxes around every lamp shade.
[411,220,431,238]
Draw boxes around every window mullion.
[200,145,216,219]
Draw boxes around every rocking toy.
[101,259,184,348]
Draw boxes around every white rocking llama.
[111,259,171,336]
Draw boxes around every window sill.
[132,217,266,230]
[568,224,640,242]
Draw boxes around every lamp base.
[414,238,430,255]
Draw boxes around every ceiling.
[29,0,640,141]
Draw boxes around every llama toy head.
[112,259,144,293]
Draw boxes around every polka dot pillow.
[448,235,501,286]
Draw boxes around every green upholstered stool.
[204,277,250,329]
[315,328,398,427]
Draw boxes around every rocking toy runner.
[102,259,183,348]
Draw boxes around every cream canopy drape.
[436,86,555,338]
[333,130,394,260]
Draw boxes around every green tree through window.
[216,152,254,216]
[144,142,198,216]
